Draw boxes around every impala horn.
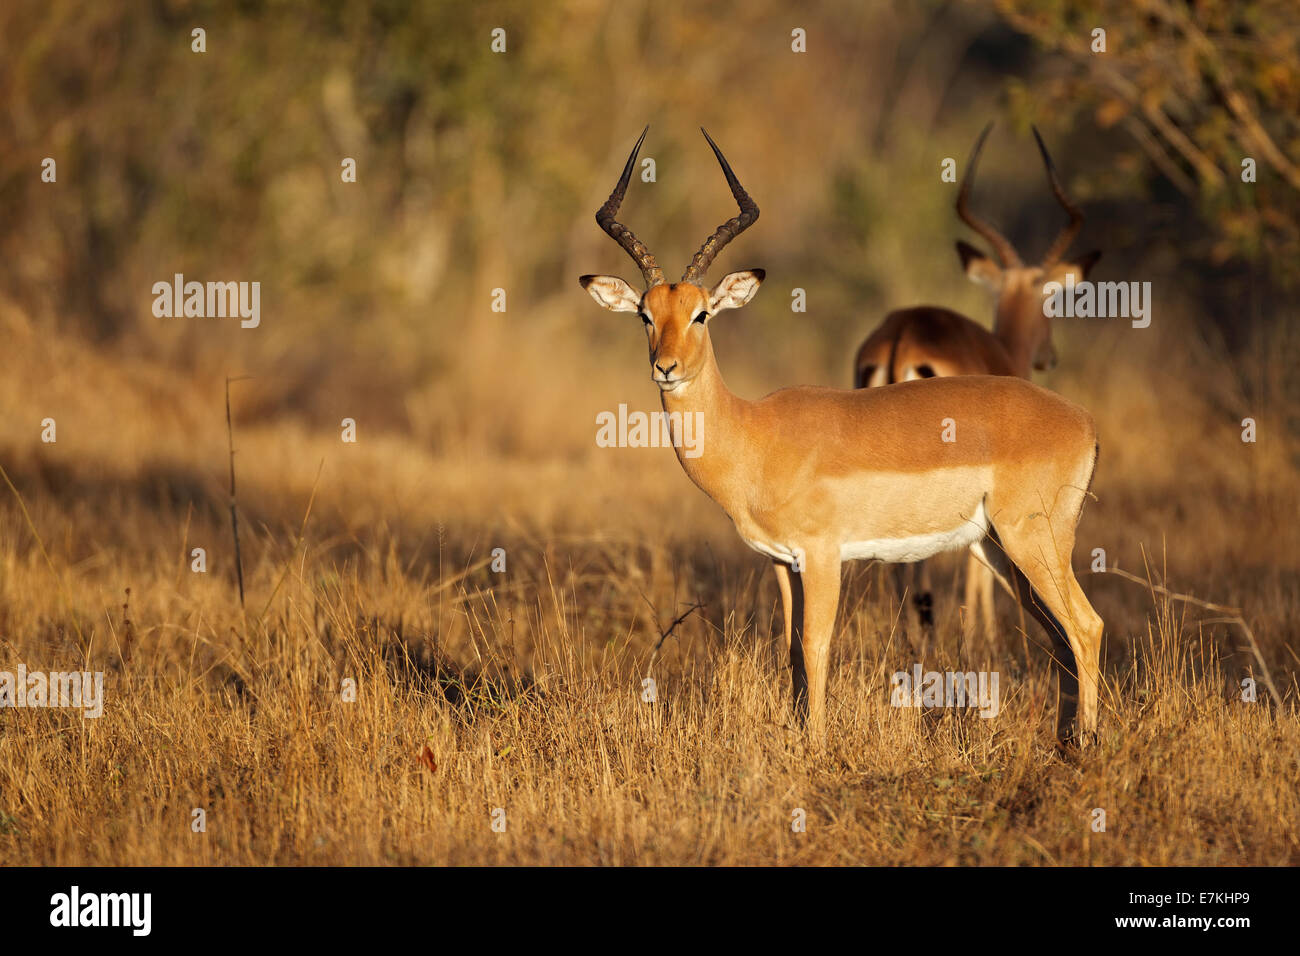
[956,122,1022,268]
[595,125,665,288]
[1032,125,1085,267]
[681,127,760,284]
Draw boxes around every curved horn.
[681,128,760,284]
[595,125,665,288]
[1032,125,1084,267]
[956,122,1022,268]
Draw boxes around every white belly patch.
[739,501,990,567]
[840,500,989,564]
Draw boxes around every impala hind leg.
[969,528,1102,744]
[793,552,842,744]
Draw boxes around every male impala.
[580,126,1103,744]
[854,124,1101,645]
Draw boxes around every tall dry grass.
[0,308,1297,865]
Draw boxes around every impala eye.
[692,311,708,325]
[639,312,652,326]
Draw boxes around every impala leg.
[976,525,1102,744]
[788,577,808,725]
[1061,574,1103,737]
[914,559,935,642]
[978,559,996,644]
[1019,564,1100,743]
[962,554,996,646]
[890,562,911,626]
[892,561,932,656]
[772,560,798,665]
[962,552,981,643]
[777,561,808,721]
[795,552,842,743]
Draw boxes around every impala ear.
[708,269,765,312]
[579,275,642,312]
[956,241,1001,288]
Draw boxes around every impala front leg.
[772,560,801,666]
[793,550,842,743]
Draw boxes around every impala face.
[959,252,1101,371]
[578,125,763,394]
[953,122,1102,374]
[579,273,764,392]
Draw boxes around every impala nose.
[655,360,677,379]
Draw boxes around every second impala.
[579,127,1104,745]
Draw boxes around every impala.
[579,126,1103,744]
[853,124,1101,646]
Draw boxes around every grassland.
[0,305,1296,866]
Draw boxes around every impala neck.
[992,287,1043,378]
[658,339,751,504]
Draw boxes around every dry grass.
[1,317,1298,866]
